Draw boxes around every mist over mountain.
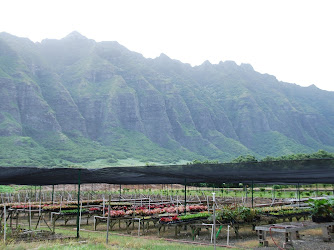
[1,31,334,166]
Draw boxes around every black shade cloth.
[0,158,333,185]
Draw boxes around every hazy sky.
[1,0,333,91]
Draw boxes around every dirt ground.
[85,215,334,249]
[4,212,334,249]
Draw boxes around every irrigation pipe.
[269,226,287,250]
[216,224,223,238]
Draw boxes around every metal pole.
[272,185,275,202]
[4,204,6,243]
[60,196,63,213]
[29,199,31,230]
[297,183,300,207]
[251,181,254,208]
[184,178,187,215]
[39,197,42,228]
[119,185,121,201]
[76,169,81,239]
[227,225,230,246]
[213,192,216,250]
[103,196,105,213]
[106,194,111,244]
[207,195,209,212]
[52,185,55,204]
[245,184,247,202]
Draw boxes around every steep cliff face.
[36,71,87,137]
[0,77,22,136]
[16,79,62,135]
[0,37,62,139]
[1,31,334,166]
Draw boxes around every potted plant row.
[308,198,334,223]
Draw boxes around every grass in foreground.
[0,227,240,250]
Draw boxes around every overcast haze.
[1,0,333,91]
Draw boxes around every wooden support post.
[16,211,19,228]
[10,210,12,228]
[52,215,56,233]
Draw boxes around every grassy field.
[79,158,191,168]
[0,185,15,193]
[87,185,333,200]
[0,227,239,250]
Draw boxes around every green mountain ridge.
[0,31,334,167]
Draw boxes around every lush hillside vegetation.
[1,31,334,167]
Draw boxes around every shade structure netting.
[0,158,333,186]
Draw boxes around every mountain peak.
[307,84,319,90]
[63,31,88,40]
[202,60,212,65]
[157,53,171,60]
